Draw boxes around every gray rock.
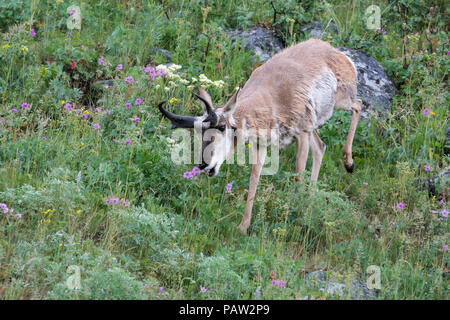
[416,167,450,197]
[301,21,339,39]
[94,79,114,88]
[338,46,397,116]
[149,48,172,64]
[228,27,283,62]
[305,270,377,300]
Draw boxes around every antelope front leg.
[343,99,361,172]
[238,146,267,233]
[295,131,310,182]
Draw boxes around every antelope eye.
[218,125,226,132]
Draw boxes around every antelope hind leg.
[342,99,361,173]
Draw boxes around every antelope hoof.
[238,220,250,234]
[345,162,354,173]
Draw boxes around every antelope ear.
[197,87,214,113]
[223,88,240,116]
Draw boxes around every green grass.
[0,0,448,299]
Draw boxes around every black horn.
[193,93,218,126]
[157,101,201,129]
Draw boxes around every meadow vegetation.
[0,0,448,299]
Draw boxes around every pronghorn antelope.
[158,38,361,233]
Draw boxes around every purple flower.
[226,183,232,191]
[192,166,200,175]
[424,165,430,171]
[441,210,448,218]
[70,11,74,16]
[397,202,405,210]
[439,199,444,205]
[107,110,111,115]
[64,103,72,110]
[447,51,450,55]
[158,287,163,296]
[12,108,17,113]
[254,287,261,299]
[125,139,131,146]
[0,203,8,214]
[125,76,134,84]
[106,199,111,205]
[382,31,387,35]
[125,102,131,109]
[117,64,123,70]
[21,102,29,108]
[148,68,156,80]
[183,171,193,179]
[278,280,285,288]
[93,123,100,130]
[30,29,36,37]
[157,69,167,77]
[271,280,277,286]
[83,113,89,119]
[135,117,140,123]
[16,213,22,219]
[112,198,119,205]
[443,245,448,251]
[422,108,430,115]
[122,201,127,206]
[200,285,207,293]
[42,137,47,141]
[135,97,142,105]
[98,58,103,65]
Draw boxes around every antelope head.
[158,87,240,177]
